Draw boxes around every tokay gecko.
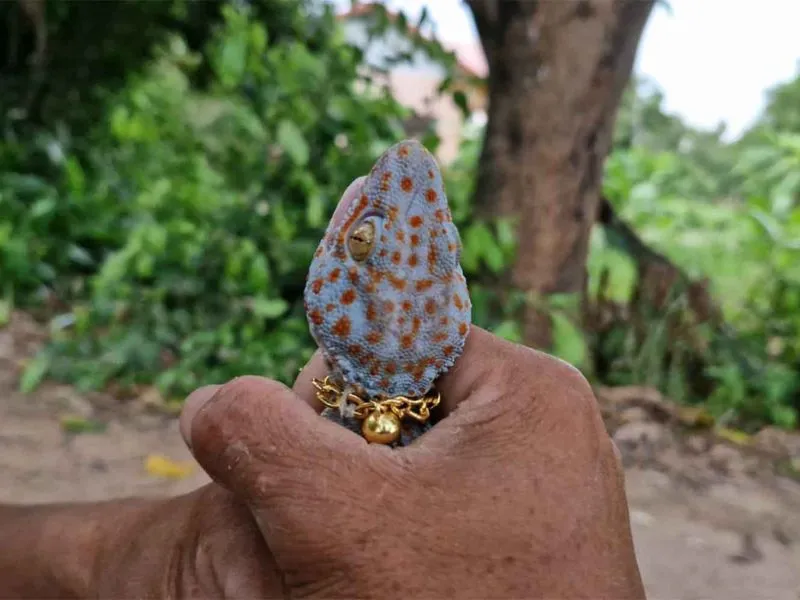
[303,139,472,446]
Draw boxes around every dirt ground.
[2,312,800,599]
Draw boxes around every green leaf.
[306,191,325,228]
[61,417,107,434]
[219,34,248,87]
[453,90,469,118]
[19,353,51,394]
[252,297,289,319]
[492,320,521,343]
[551,312,587,369]
[277,120,310,166]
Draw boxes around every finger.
[292,349,329,411]
[187,375,369,505]
[434,325,524,414]
[179,384,220,451]
[421,326,599,455]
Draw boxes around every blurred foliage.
[2,0,799,431]
[1,0,515,400]
[586,72,800,430]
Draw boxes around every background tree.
[465,0,655,349]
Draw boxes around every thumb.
[185,376,368,510]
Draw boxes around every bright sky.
[331,0,800,141]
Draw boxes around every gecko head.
[304,139,472,399]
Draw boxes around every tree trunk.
[467,0,655,349]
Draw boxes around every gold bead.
[361,409,401,444]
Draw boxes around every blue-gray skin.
[303,140,472,446]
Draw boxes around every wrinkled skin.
[167,326,645,599]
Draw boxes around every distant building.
[337,2,487,164]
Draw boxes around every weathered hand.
[180,325,645,599]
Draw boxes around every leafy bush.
[2,1,520,401]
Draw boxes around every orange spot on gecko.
[397,145,410,157]
[401,334,413,349]
[459,322,469,336]
[391,251,402,265]
[348,344,362,356]
[314,246,323,257]
[409,216,423,228]
[309,310,323,326]
[386,362,397,374]
[348,268,359,285]
[410,234,420,246]
[341,289,356,305]
[383,300,395,313]
[366,330,383,344]
[425,299,436,315]
[332,316,351,338]
[400,177,413,192]
[380,171,392,191]
[427,244,438,270]
[440,316,449,325]
[408,253,418,267]
[388,274,406,291]
[435,209,445,222]
[366,303,377,322]
[379,248,387,257]
[454,294,464,310]
[412,316,421,333]
[415,279,433,292]
[311,279,324,294]
[328,268,341,282]
[325,304,335,312]
[426,189,438,203]
[443,345,454,357]
[401,300,412,312]
[428,169,435,179]
[395,230,405,243]
[433,332,447,343]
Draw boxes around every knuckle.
[509,346,602,423]
[220,374,287,401]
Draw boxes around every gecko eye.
[348,219,376,261]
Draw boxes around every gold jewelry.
[311,376,441,445]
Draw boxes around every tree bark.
[467,0,655,348]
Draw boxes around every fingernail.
[179,384,221,451]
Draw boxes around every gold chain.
[311,376,441,444]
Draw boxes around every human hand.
[178,325,645,599]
